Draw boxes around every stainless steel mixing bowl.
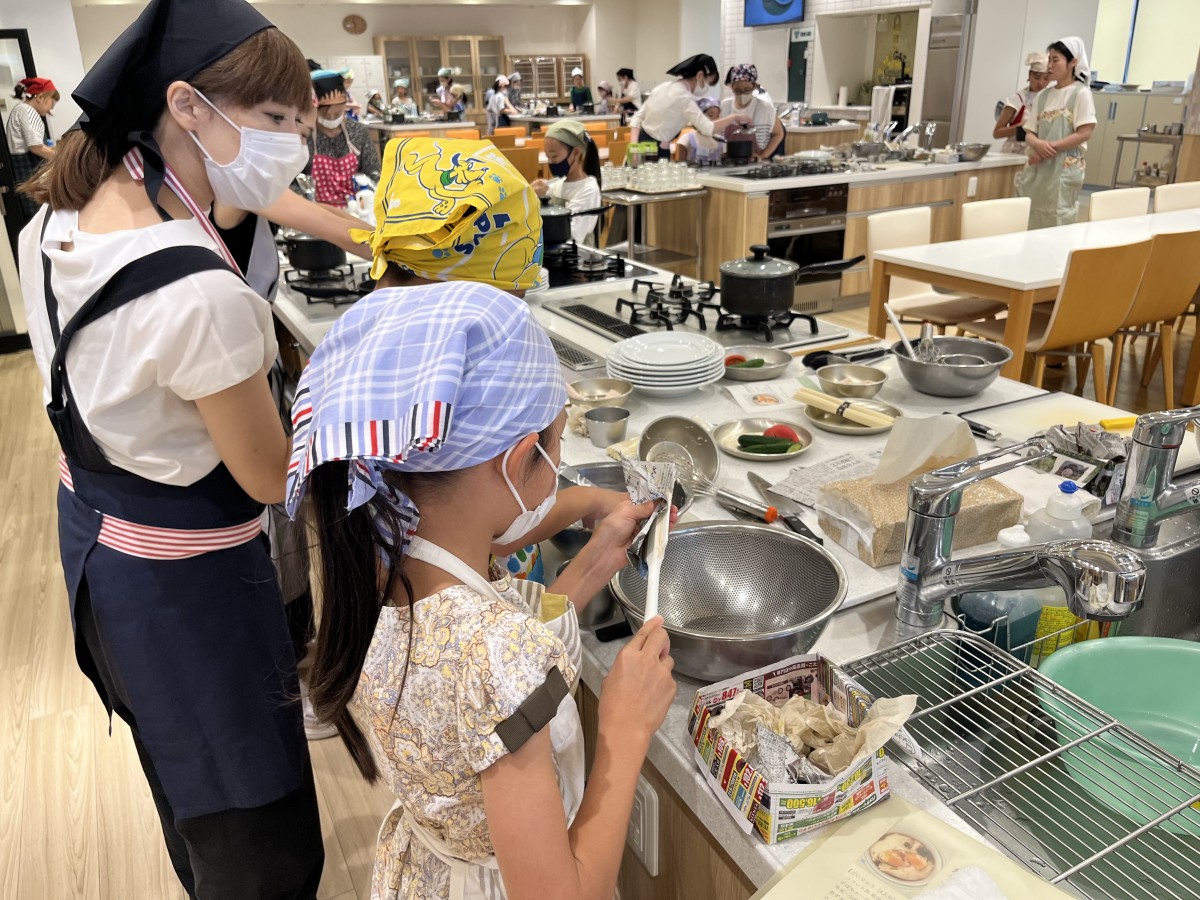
[609,521,847,681]
[638,416,721,482]
[891,337,1012,397]
[549,462,693,558]
[955,142,991,162]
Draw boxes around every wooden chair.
[491,126,525,138]
[867,207,1006,332]
[488,133,518,150]
[445,128,481,141]
[1089,187,1151,221]
[589,133,608,148]
[521,137,545,152]
[960,197,1031,240]
[965,240,1153,403]
[1154,182,1200,212]
[612,126,632,142]
[609,140,629,167]
[502,147,541,183]
[583,121,608,134]
[1105,230,1200,407]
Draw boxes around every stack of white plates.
[606,333,725,397]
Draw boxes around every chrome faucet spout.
[1113,406,1200,549]
[897,439,1147,629]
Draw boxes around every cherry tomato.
[725,354,747,366]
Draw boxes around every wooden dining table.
[868,208,1200,388]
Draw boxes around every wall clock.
[342,15,367,35]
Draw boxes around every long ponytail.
[581,137,602,185]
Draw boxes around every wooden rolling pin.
[794,387,896,428]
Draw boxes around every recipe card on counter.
[752,797,1073,900]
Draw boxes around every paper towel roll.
[837,85,849,106]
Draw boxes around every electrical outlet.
[967,175,979,198]
[626,774,659,876]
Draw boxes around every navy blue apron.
[41,211,307,820]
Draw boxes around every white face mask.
[692,77,711,99]
[493,440,558,545]
[318,113,344,129]
[189,89,308,211]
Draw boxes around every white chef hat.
[571,67,583,78]
[1025,52,1049,74]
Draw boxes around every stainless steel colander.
[609,521,847,681]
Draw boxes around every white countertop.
[783,123,861,134]
[364,119,468,133]
[875,207,1200,292]
[511,114,622,124]
[694,153,1027,194]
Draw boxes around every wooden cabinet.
[700,191,770,282]
[576,684,756,900]
[509,54,590,104]
[841,175,958,295]
[1082,93,1185,188]
[374,35,505,113]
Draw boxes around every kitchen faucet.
[895,437,1147,629]
[1112,406,1200,549]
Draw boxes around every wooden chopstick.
[794,387,895,428]
[789,336,879,358]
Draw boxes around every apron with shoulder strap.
[1017,83,1088,229]
[43,142,307,819]
[380,536,586,900]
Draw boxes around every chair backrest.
[502,146,541,183]
[609,140,629,166]
[583,121,608,133]
[671,128,694,162]
[960,197,1032,240]
[521,137,545,151]
[612,126,631,142]
[491,126,525,138]
[589,133,608,148]
[866,207,933,300]
[1038,239,1153,351]
[445,128,481,141]
[1154,182,1200,213]
[1089,187,1151,221]
[488,133,518,149]
[1120,230,1200,329]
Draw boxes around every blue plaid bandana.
[285,282,567,547]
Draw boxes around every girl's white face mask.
[189,89,309,211]
[494,440,558,545]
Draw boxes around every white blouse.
[546,176,602,245]
[20,208,278,485]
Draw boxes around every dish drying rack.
[841,631,1200,899]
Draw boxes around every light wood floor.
[0,307,1186,897]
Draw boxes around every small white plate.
[607,346,724,374]
[712,417,813,461]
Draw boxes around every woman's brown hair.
[23,27,312,210]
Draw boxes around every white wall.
[634,2,682,93]
[72,4,591,70]
[0,0,87,139]
[1126,0,1200,84]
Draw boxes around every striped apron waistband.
[59,455,265,561]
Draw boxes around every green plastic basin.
[1037,636,1200,837]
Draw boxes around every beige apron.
[385,536,586,900]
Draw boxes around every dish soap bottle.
[955,525,1045,665]
[1025,482,1097,665]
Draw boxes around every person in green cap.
[531,119,603,244]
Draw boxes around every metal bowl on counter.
[567,377,633,410]
[609,521,847,681]
[955,142,991,162]
[638,416,721,481]
[891,337,1012,397]
[549,462,693,559]
[852,140,886,159]
[722,345,792,382]
[816,363,886,398]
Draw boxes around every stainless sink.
[1095,511,1200,641]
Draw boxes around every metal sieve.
[609,521,847,681]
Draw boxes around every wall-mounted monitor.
[744,0,805,28]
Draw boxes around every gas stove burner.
[687,157,756,169]
[616,275,722,330]
[715,310,819,343]
[578,251,613,272]
[632,273,719,305]
[284,264,373,306]
[731,159,848,180]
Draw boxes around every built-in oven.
[764,183,849,314]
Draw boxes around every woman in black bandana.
[18,1,324,896]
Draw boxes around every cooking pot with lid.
[539,198,613,245]
[581,102,595,115]
[282,229,347,273]
[724,122,756,161]
[719,245,799,316]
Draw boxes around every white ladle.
[884,303,918,359]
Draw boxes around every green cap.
[545,118,589,150]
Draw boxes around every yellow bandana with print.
[352,137,543,290]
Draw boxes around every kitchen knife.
[950,412,1004,442]
[747,472,824,545]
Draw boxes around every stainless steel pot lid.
[720,244,799,278]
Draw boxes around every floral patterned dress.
[351,574,577,899]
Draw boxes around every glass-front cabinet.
[373,35,505,114]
